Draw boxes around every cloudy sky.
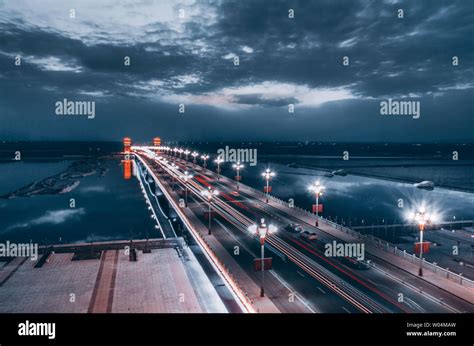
[0,0,472,142]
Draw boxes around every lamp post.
[201,154,209,168]
[201,186,219,235]
[178,148,184,159]
[309,181,325,226]
[262,169,275,203]
[184,149,190,161]
[173,147,179,157]
[191,151,199,167]
[170,163,178,190]
[232,162,244,190]
[180,171,193,207]
[248,218,277,297]
[215,157,224,180]
[410,208,432,277]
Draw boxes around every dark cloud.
[0,0,472,142]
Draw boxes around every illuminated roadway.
[132,146,472,313]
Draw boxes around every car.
[300,230,317,240]
[340,257,370,270]
[285,223,303,233]
[230,191,240,196]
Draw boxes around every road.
[134,148,472,313]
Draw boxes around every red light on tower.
[123,137,132,153]
[153,137,161,147]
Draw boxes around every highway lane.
[137,150,380,312]
[193,171,410,313]
[140,151,395,313]
[186,193,360,313]
[166,155,464,313]
[138,150,471,313]
[139,151,360,313]
[207,168,464,313]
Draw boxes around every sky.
[0,0,473,142]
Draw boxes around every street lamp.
[191,151,199,167]
[409,207,433,277]
[184,149,190,161]
[201,186,219,235]
[173,147,179,156]
[170,163,178,190]
[180,171,193,207]
[232,162,244,190]
[201,154,209,168]
[215,157,224,180]
[309,181,325,226]
[248,218,277,297]
[178,148,184,158]
[262,169,275,203]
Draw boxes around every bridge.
[122,138,474,313]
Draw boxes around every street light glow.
[201,186,219,235]
[201,186,219,199]
[308,180,325,195]
[181,171,193,207]
[247,218,277,297]
[407,205,438,277]
[232,162,244,190]
[309,180,325,226]
[247,218,277,239]
[262,169,275,203]
[232,162,244,170]
[180,171,193,181]
[262,168,275,179]
[215,157,224,180]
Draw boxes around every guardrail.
[328,220,474,289]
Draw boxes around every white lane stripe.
[317,286,326,294]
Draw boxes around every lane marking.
[317,286,326,294]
